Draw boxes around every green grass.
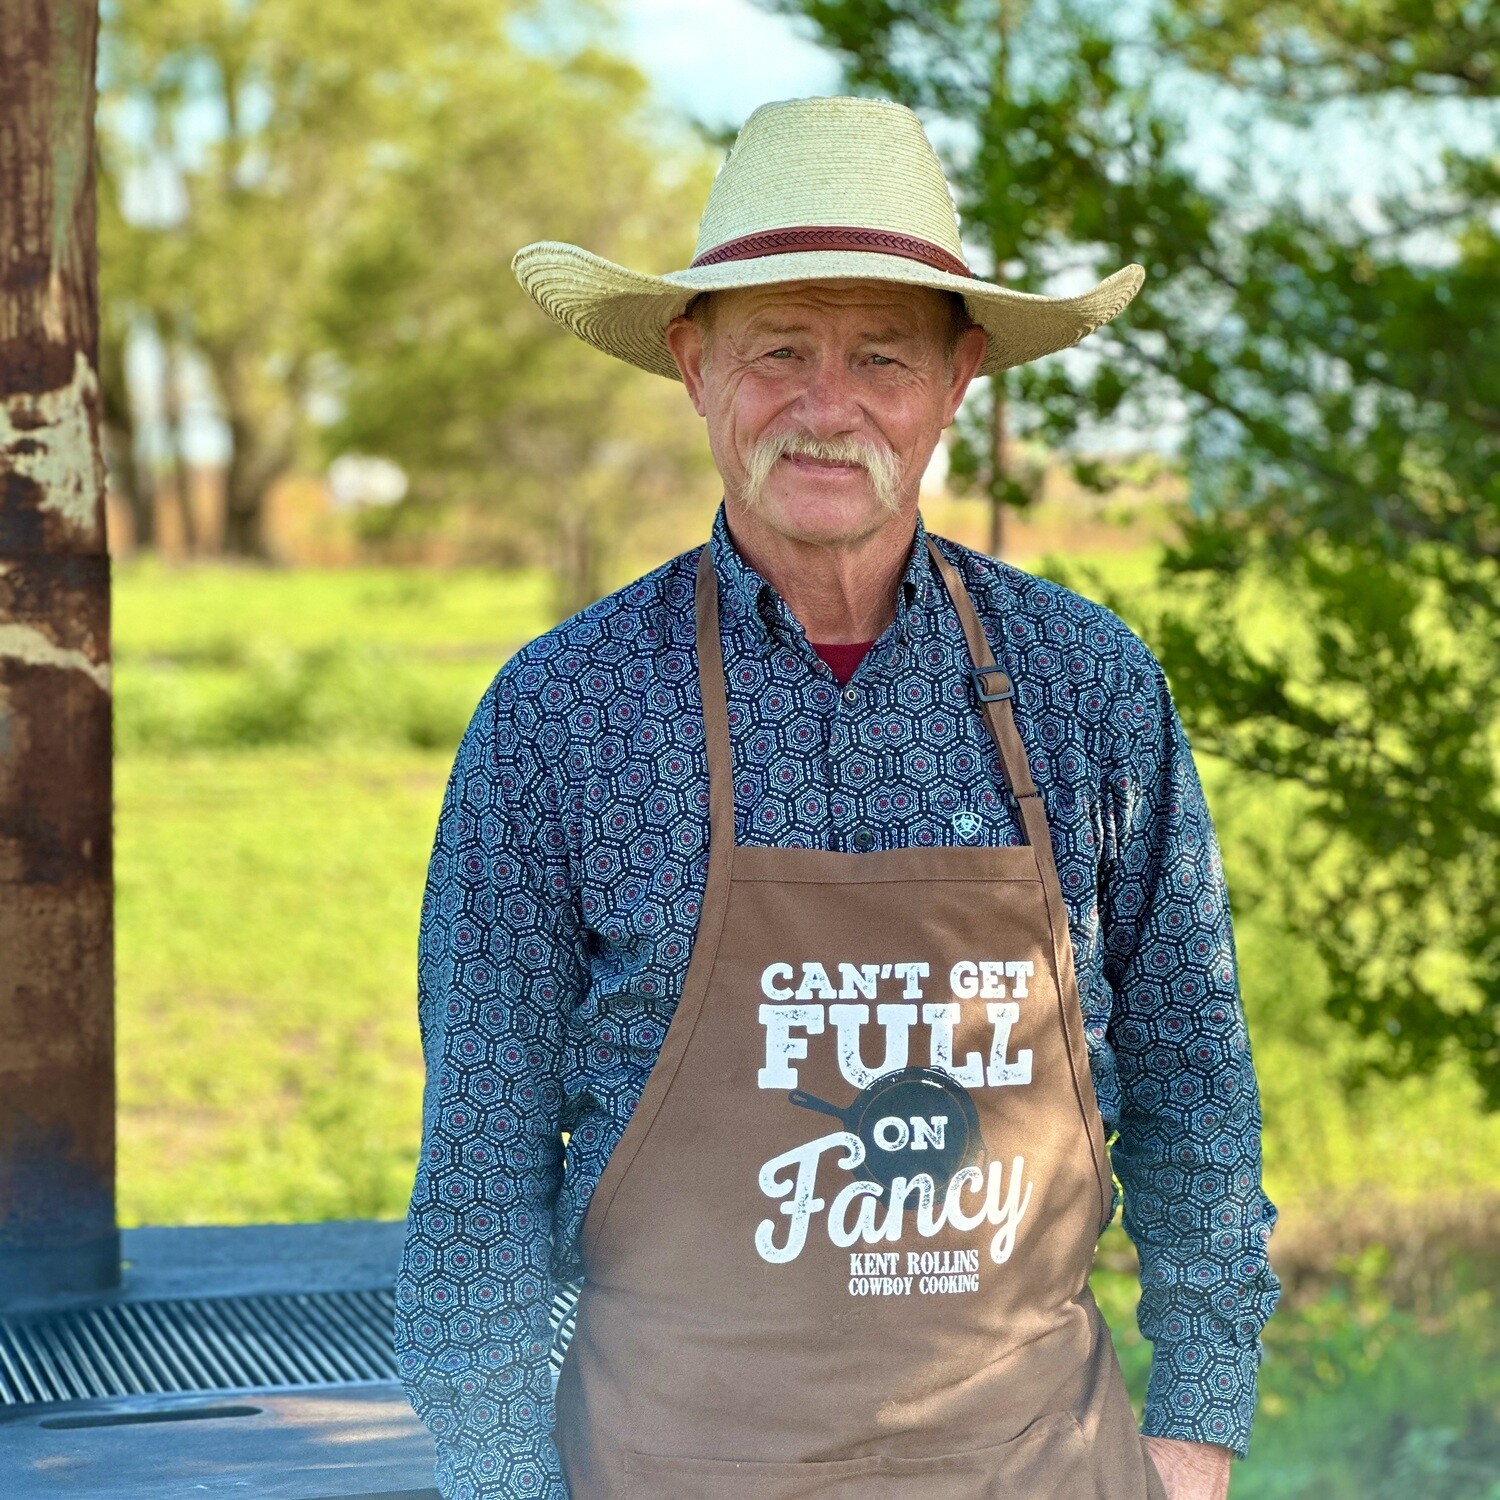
[111,553,1500,1496]
[113,554,554,656]
[116,748,442,1225]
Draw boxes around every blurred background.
[95,1,1497,1494]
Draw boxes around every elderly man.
[396,97,1278,1500]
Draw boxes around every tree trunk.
[554,500,600,622]
[99,318,153,549]
[988,378,1008,559]
[216,354,295,560]
[160,335,197,555]
[222,440,268,557]
[0,0,119,1305]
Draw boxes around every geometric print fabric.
[395,506,1280,1499]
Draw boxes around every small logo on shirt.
[952,811,983,844]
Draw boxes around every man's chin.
[746,478,905,546]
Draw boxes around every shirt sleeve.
[395,671,583,1499]
[1098,653,1280,1458]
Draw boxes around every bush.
[116,641,476,754]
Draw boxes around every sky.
[614,0,840,127]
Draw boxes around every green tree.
[1141,0,1500,1101]
[314,39,718,618]
[97,0,548,557]
[767,0,1215,552]
[100,0,717,596]
[770,0,1499,1099]
[1157,0,1497,100]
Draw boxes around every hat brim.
[511,241,1145,380]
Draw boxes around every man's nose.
[793,354,864,435]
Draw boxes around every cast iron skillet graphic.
[787,1065,984,1190]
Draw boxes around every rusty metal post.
[0,0,118,1306]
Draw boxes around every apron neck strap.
[695,546,738,848]
[694,535,1039,846]
[923,538,1038,801]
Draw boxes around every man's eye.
[767,348,796,359]
[869,353,896,366]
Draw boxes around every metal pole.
[0,0,118,1307]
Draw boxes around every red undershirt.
[810,640,876,687]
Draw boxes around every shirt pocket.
[623,1408,1091,1500]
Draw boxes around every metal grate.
[0,1289,399,1407]
[2,1279,588,1407]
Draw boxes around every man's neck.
[723,506,915,644]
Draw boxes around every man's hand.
[1142,1436,1232,1500]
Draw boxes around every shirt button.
[842,685,858,705]
[852,828,875,852]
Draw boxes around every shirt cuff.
[1141,1330,1264,1458]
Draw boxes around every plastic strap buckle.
[971,666,1014,703]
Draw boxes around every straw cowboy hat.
[511,95,1145,381]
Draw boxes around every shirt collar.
[708,502,935,648]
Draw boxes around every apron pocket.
[623,1409,1091,1500]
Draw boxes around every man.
[396,96,1278,1500]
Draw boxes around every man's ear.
[664,315,709,417]
[943,324,990,426]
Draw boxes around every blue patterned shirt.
[395,507,1279,1498]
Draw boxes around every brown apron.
[555,540,1169,1500]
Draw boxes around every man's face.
[665,280,988,550]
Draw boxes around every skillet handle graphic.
[786,1089,854,1127]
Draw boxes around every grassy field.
[111,550,1499,1495]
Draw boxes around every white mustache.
[743,431,903,514]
